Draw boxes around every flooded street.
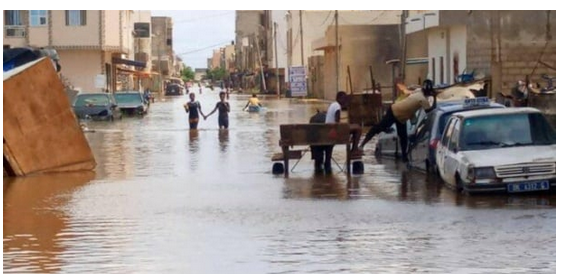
[4,88,556,273]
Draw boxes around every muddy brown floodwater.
[4,87,556,273]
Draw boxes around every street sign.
[289,66,307,97]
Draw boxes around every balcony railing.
[5,25,26,38]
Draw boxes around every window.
[30,10,48,26]
[134,22,150,38]
[4,10,22,25]
[441,118,456,147]
[448,120,460,152]
[65,10,86,26]
[5,11,25,37]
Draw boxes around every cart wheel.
[352,161,364,174]
[272,162,285,174]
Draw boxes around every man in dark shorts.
[205,91,230,129]
[184,92,206,129]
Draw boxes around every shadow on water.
[3,171,95,274]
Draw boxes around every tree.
[181,66,195,82]
[205,67,227,82]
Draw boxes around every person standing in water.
[242,93,262,111]
[205,91,230,129]
[183,92,207,130]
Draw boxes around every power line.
[176,40,233,56]
[174,11,233,24]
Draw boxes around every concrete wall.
[321,25,400,100]
[104,10,120,48]
[51,11,100,47]
[59,50,103,92]
[405,31,428,86]
[466,10,556,94]
[287,11,402,68]
[448,25,467,84]
[308,55,325,98]
[28,25,49,47]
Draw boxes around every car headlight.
[98,109,109,116]
[469,167,496,180]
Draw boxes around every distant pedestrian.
[205,91,230,129]
[183,92,207,129]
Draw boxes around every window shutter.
[65,10,69,25]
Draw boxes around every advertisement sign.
[289,66,307,97]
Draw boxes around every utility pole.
[274,22,280,99]
[299,10,304,67]
[254,34,267,92]
[335,10,339,93]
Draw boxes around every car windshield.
[74,94,110,106]
[460,113,556,151]
[114,93,142,105]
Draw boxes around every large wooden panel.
[279,124,351,146]
[3,58,96,176]
[347,93,382,126]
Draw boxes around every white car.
[436,106,556,194]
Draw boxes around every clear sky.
[151,10,236,69]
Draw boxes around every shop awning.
[112,57,146,68]
[117,67,158,78]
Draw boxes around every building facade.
[4,10,139,92]
[405,10,556,95]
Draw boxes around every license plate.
[507,180,550,193]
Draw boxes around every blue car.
[114,91,148,116]
[408,98,504,174]
[72,93,122,121]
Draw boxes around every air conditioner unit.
[6,27,25,37]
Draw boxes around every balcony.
[5,25,26,38]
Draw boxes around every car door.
[436,117,456,184]
[443,119,462,187]
[376,124,399,157]
[409,112,434,172]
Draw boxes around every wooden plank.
[279,124,351,146]
[3,58,96,176]
[271,150,303,161]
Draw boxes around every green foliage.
[205,67,227,81]
[181,66,195,82]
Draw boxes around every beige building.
[405,10,556,96]
[286,11,401,68]
[235,11,272,73]
[312,25,400,100]
[3,10,140,92]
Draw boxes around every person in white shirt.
[315,91,362,173]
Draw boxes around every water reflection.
[218,129,229,153]
[188,129,199,151]
[3,171,95,274]
[282,174,360,200]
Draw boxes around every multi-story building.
[3,10,140,92]
[235,10,272,73]
[151,16,174,89]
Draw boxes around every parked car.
[436,107,555,194]
[72,93,122,121]
[407,98,505,174]
[114,91,148,116]
[375,107,426,158]
[165,83,184,96]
